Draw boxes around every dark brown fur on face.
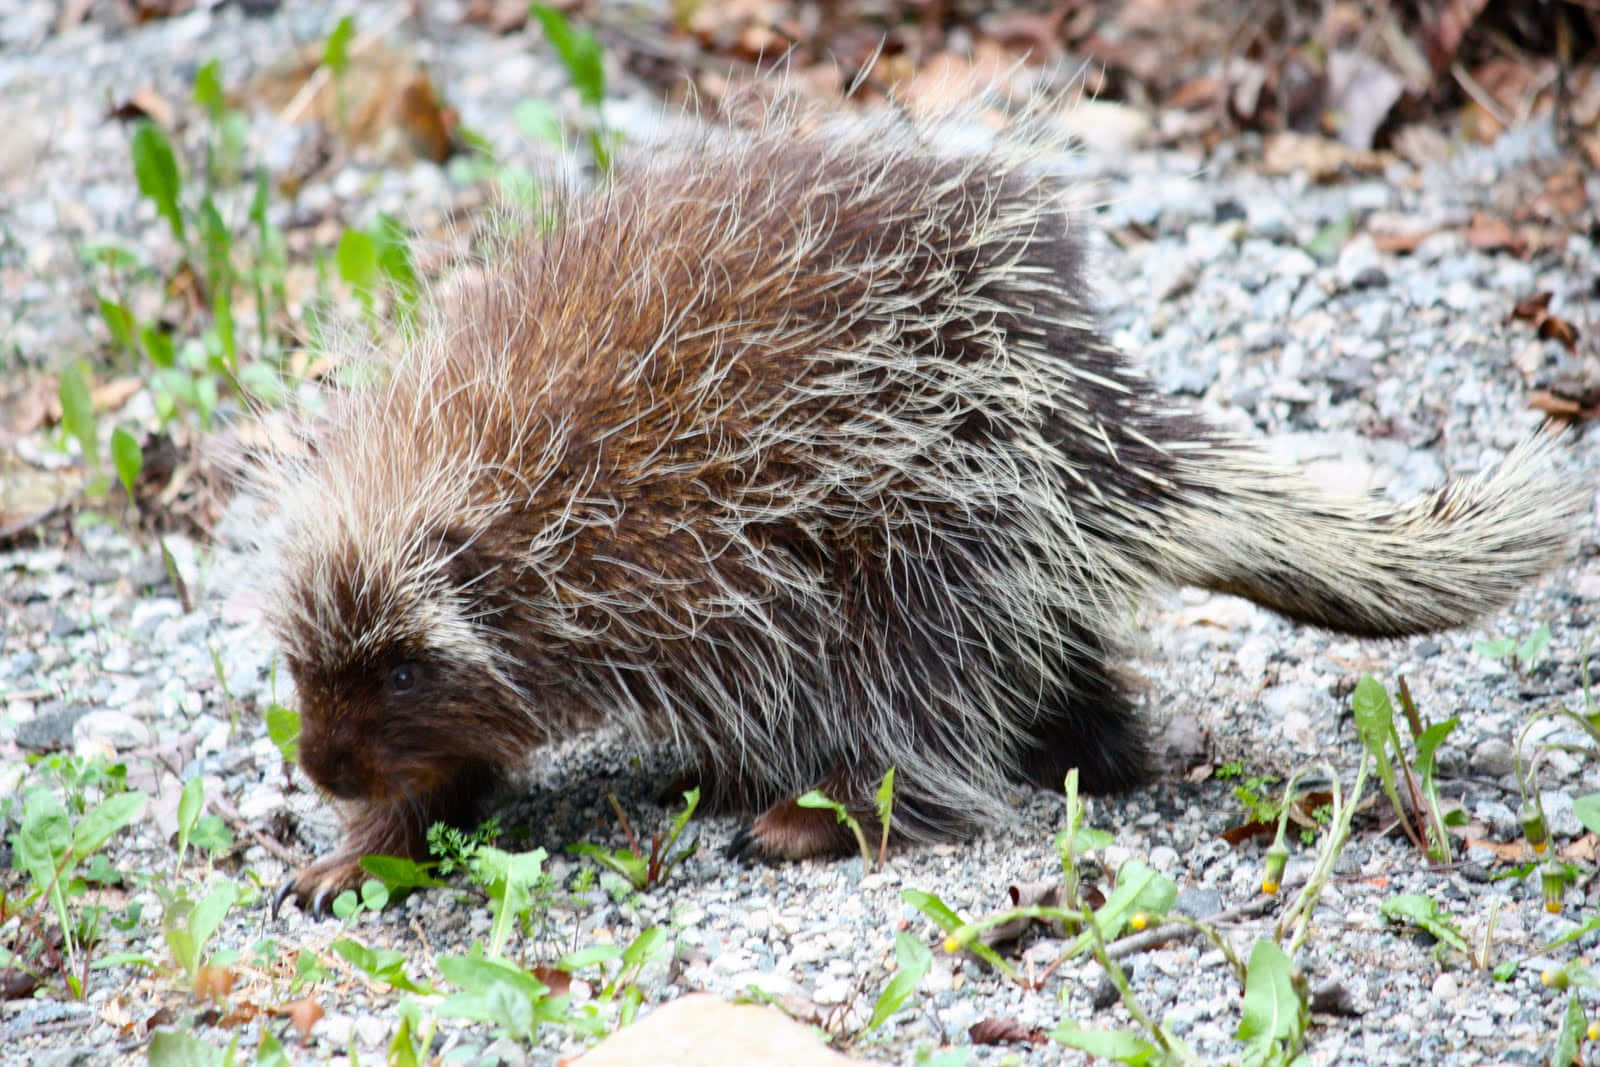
[264,106,1578,915]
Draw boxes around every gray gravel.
[3,3,1600,1065]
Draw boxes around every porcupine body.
[265,107,1579,909]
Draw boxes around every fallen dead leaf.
[1538,314,1579,352]
[1527,390,1590,419]
[1262,131,1388,181]
[106,85,176,127]
[1509,291,1554,322]
[193,964,237,1002]
[1371,229,1432,255]
[1465,211,1525,256]
[92,376,144,413]
[970,1016,1049,1046]
[530,965,573,997]
[1533,161,1589,222]
[1457,837,1528,862]
[280,997,324,1042]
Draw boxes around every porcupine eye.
[388,661,421,695]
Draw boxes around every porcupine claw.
[270,852,370,919]
[270,879,296,920]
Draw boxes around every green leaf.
[875,767,896,829]
[1473,637,1515,661]
[470,846,548,957]
[1350,675,1396,754]
[189,815,233,856]
[15,788,73,938]
[110,428,142,501]
[176,775,203,866]
[1552,994,1586,1067]
[140,324,176,369]
[373,212,420,320]
[558,944,623,971]
[72,791,145,855]
[193,59,226,123]
[568,842,647,890]
[1236,939,1307,1062]
[1380,893,1471,954]
[1517,623,1552,669]
[131,121,186,243]
[530,6,606,109]
[514,98,563,145]
[148,1028,227,1067]
[212,281,237,372]
[264,703,300,763]
[98,299,138,356]
[1049,1021,1157,1064]
[900,888,1016,978]
[619,926,667,971]
[866,930,931,1033]
[1575,794,1600,836]
[359,854,447,890]
[256,1025,290,1067]
[436,950,552,1043]
[336,228,380,305]
[900,888,963,932]
[324,16,356,74]
[58,363,98,469]
[330,937,435,993]
[1304,214,1353,263]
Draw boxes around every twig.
[1450,62,1512,130]
[1104,889,1286,961]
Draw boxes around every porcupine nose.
[301,740,366,799]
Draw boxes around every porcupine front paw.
[272,850,371,919]
[271,799,427,919]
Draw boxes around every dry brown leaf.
[1509,291,1554,322]
[1527,390,1586,418]
[281,997,324,1042]
[216,999,263,1028]
[531,965,573,997]
[2,378,55,436]
[1371,229,1432,255]
[969,1016,1048,1046]
[463,0,531,34]
[1532,161,1588,222]
[1560,834,1598,863]
[1458,836,1529,862]
[193,964,238,1001]
[1537,314,1579,352]
[1165,76,1221,111]
[1465,211,1525,256]
[106,86,176,127]
[92,376,143,413]
[1262,131,1386,181]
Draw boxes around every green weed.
[569,787,701,890]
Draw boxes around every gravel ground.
[3,3,1599,1065]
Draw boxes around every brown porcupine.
[263,106,1581,913]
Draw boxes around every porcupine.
[264,105,1580,914]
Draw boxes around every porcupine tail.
[1157,430,1584,637]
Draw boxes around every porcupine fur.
[264,102,1581,906]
